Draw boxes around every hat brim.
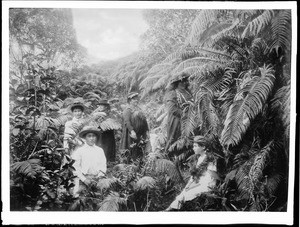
[71,104,85,111]
[79,129,101,138]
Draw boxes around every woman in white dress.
[165,135,219,211]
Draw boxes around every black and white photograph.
[2,1,297,225]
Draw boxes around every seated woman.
[71,126,107,195]
[165,135,219,211]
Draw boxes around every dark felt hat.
[78,126,101,139]
[70,102,85,112]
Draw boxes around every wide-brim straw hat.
[78,126,101,138]
[70,102,85,112]
[169,72,190,85]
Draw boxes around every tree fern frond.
[187,10,219,46]
[11,159,43,179]
[242,10,275,38]
[162,46,185,63]
[152,74,170,91]
[98,118,121,131]
[235,161,253,199]
[220,65,275,148]
[134,176,156,190]
[249,141,273,184]
[271,83,290,136]
[97,177,120,191]
[270,10,291,54]
[98,191,126,211]
[181,101,197,138]
[146,158,183,183]
[196,88,220,135]
[169,137,191,153]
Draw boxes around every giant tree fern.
[221,64,275,148]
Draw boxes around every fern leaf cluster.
[221,65,275,148]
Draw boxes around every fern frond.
[134,176,156,190]
[235,161,253,200]
[220,65,275,147]
[98,191,126,211]
[98,118,121,131]
[249,141,272,184]
[187,10,219,46]
[196,88,220,135]
[271,83,290,136]
[146,158,183,183]
[270,10,291,54]
[181,101,197,138]
[97,177,120,191]
[242,10,275,38]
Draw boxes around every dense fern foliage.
[9,8,292,212]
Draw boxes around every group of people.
[63,92,150,195]
[62,72,221,210]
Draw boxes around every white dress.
[168,154,217,209]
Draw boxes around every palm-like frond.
[98,191,127,211]
[195,88,220,135]
[11,158,44,179]
[145,158,183,183]
[172,57,227,76]
[249,141,272,184]
[181,101,197,138]
[241,10,275,39]
[168,137,191,153]
[97,177,120,191]
[134,176,156,190]
[271,82,290,137]
[97,118,121,131]
[269,10,291,54]
[220,65,275,148]
[235,161,253,200]
[187,10,219,46]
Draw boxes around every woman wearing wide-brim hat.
[120,92,149,161]
[94,99,120,162]
[63,102,87,155]
[164,72,192,155]
[71,125,107,195]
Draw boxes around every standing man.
[165,72,192,155]
[120,92,149,161]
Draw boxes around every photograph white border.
[2,1,297,225]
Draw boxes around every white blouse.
[71,143,107,182]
